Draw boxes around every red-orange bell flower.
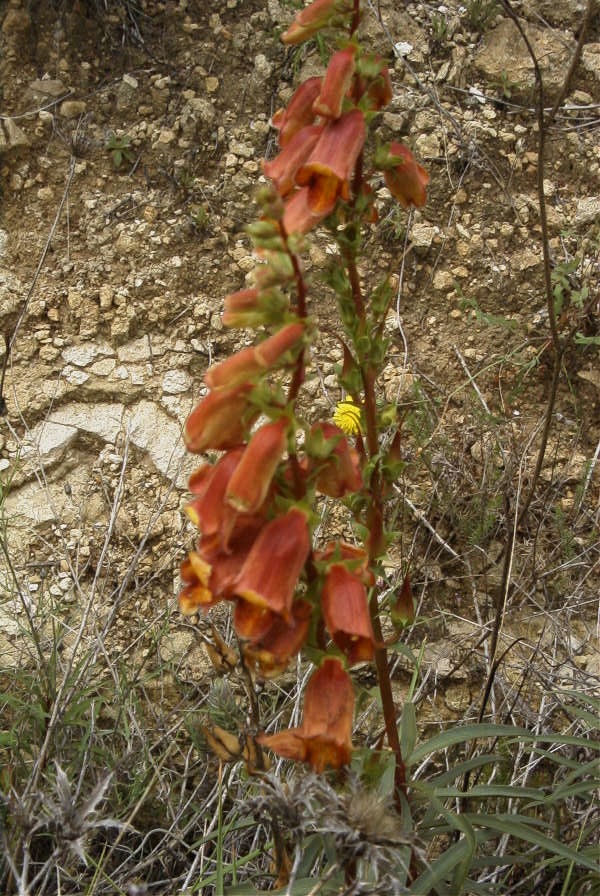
[272,77,322,147]
[179,551,219,615]
[243,599,312,677]
[281,0,353,46]
[179,515,265,616]
[282,186,328,235]
[309,421,362,497]
[233,599,277,643]
[296,110,366,215]
[263,125,323,198]
[322,563,375,665]
[226,418,288,513]
[258,657,354,771]
[383,142,429,209]
[186,448,244,539]
[234,507,310,620]
[185,382,257,453]
[204,322,304,390]
[313,45,356,119]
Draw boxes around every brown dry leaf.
[204,626,238,673]
[202,723,242,762]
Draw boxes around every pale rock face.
[473,19,575,99]
[581,44,600,82]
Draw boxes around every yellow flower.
[333,398,361,435]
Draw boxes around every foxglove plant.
[179,0,428,841]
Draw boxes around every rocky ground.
[0,0,599,719]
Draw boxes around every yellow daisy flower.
[333,398,362,435]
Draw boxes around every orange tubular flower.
[186,448,244,538]
[272,77,322,147]
[322,563,375,665]
[258,657,354,772]
[221,287,261,328]
[179,551,219,615]
[243,599,312,677]
[233,598,277,643]
[365,63,393,111]
[281,0,352,46]
[282,187,328,235]
[383,142,429,209]
[226,418,289,513]
[185,383,257,453]
[309,421,362,497]
[204,323,304,391]
[263,125,323,198]
[179,515,265,616]
[222,286,289,329]
[313,45,356,119]
[234,508,310,620]
[296,110,366,215]
[390,572,415,628]
[316,540,375,587]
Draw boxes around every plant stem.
[344,246,407,802]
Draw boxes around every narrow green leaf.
[400,701,417,760]
[408,838,474,894]
[408,724,526,765]
[426,753,505,786]
[226,877,344,896]
[463,813,600,873]
[435,784,545,801]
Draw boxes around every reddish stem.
[343,237,407,802]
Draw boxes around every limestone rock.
[49,401,125,443]
[581,43,600,81]
[59,100,87,119]
[28,78,66,99]
[0,118,29,153]
[473,19,575,99]
[523,0,588,28]
[127,400,186,480]
[22,420,78,469]
[0,270,22,327]
[574,197,600,227]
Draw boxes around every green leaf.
[408,838,475,894]
[0,730,18,748]
[435,783,544,801]
[407,723,526,765]
[574,332,600,346]
[400,701,417,760]
[463,813,600,873]
[296,832,326,876]
[226,876,343,896]
[426,753,505,786]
